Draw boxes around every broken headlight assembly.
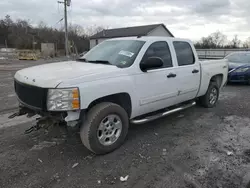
[47,88,80,111]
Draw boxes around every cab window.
[173,41,195,66]
[142,41,173,68]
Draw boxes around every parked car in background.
[226,52,250,84]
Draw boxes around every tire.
[247,79,250,85]
[199,82,219,108]
[80,102,129,155]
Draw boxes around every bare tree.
[194,31,227,49]
[38,21,47,29]
[83,25,108,37]
[231,35,241,48]
[210,31,227,47]
[4,15,13,27]
[243,37,250,48]
[0,15,93,52]
[68,24,84,36]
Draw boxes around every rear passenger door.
[172,41,200,103]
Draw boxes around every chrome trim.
[147,67,175,73]
[228,68,235,74]
[131,101,196,124]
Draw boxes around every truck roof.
[107,36,193,43]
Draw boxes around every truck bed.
[197,59,228,97]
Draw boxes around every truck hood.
[14,61,123,88]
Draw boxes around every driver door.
[134,41,179,116]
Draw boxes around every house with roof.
[89,23,174,49]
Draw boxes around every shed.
[89,23,174,49]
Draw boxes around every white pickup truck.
[11,37,228,154]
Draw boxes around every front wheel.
[80,102,129,155]
[198,82,219,108]
[247,78,250,85]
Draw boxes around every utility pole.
[58,0,70,56]
[64,0,69,56]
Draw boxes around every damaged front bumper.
[9,104,84,134]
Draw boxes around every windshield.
[225,52,250,64]
[81,40,145,68]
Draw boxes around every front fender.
[59,75,137,115]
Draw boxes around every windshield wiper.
[76,58,88,62]
[88,60,113,65]
[76,59,116,66]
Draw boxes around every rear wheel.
[80,102,129,155]
[198,82,219,108]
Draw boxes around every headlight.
[47,88,80,111]
[234,67,250,73]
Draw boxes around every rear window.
[173,41,195,66]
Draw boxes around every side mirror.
[140,57,163,72]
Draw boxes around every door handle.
[192,69,199,73]
[167,73,176,78]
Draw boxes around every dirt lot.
[1,84,250,188]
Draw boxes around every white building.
[89,23,174,49]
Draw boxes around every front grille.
[14,80,47,110]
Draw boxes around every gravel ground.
[0,84,250,188]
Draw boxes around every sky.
[1,0,250,42]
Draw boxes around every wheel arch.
[87,93,132,118]
[210,74,223,88]
[197,73,224,97]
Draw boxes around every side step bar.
[131,101,196,124]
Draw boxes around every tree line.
[1,15,250,52]
[194,31,250,49]
[0,15,104,54]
